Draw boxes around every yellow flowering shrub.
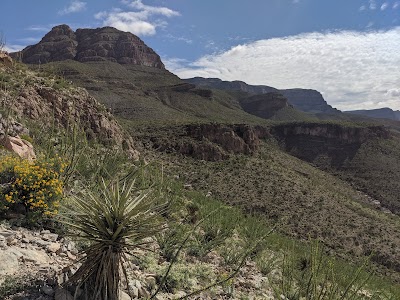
[0,154,66,219]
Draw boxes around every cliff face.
[151,124,271,161]
[345,108,400,121]
[184,77,277,94]
[239,93,290,119]
[280,89,339,115]
[13,25,164,69]
[184,77,339,115]
[0,65,139,159]
[271,123,390,167]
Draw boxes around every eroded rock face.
[0,51,13,67]
[11,86,139,159]
[152,124,271,161]
[184,77,277,94]
[271,123,390,167]
[280,89,340,115]
[13,24,164,69]
[184,77,340,115]
[239,93,290,119]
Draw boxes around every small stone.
[119,290,131,300]
[138,287,150,298]
[67,251,76,261]
[42,233,58,242]
[66,241,76,251]
[129,286,139,298]
[41,285,54,296]
[132,279,142,289]
[36,239,51,248]
[145,276,157,289]
[0,230,15,238]
[7,238,18,246]
[22,238,30,243]
[47,242,61,253]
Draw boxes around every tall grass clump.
[61,172,166,300]
[273,241,396,300]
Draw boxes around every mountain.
[345,107,400,121]
[280,89,340,115]
[12,24,164,68]
[185,77,278,94]
[184,77,340,115]
[6,25,400,285]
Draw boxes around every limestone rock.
[10,86,139,160]
[0,51,13,67]
[119,290,131,300]
[2,135,36,160]
[47,243,61,253]
[240,92,291,119]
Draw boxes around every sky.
[1,0,400,111]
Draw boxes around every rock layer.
[152,124,271,161]
[239,92,291,119]
[184,77,340,115]
[13,25,164,69]
[271,123,390,167]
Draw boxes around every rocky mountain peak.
[43,24,76,40]
[12,25,165,69]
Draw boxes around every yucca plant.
[61,175,166,300]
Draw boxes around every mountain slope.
[346,107,400,121]
[135,122,400,280]
[184,77,340,115]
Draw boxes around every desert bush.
[61,172,166,300]
[0,154,65,220]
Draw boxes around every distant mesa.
[345,107,400,121]
[185,77,278,94]
[184,77,340,115]
[11,24,165,69]
[280,89,340,115]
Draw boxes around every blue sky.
[1,0,400,110]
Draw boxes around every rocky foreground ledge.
[0,224,276,300]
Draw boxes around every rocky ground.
[0,223,276,300]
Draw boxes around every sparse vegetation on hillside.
[2,44,400,299]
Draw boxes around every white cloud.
[16,37,40,43]
[3,44,25,52]
[95,0,180,36]
[386,88,400,97]
[59,1,87,15]
[359,5,366,11]
[26,25,50,32]
[394,1,400,9]
[381,2,389,10]
[125,0,180,17]
[369,0,377,10]
[168,28,400,111]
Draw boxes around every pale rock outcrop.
[2,135,36,160]
[0,51,13,67]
